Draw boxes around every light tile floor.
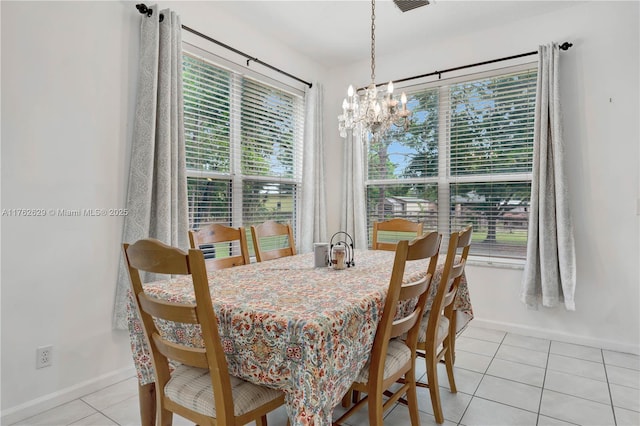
[11,325,640,426]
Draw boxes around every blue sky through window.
[381,99,429,177]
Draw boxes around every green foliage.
[183,55,231,173]
[240,79,296,178]
[396,89,440,179]
[187,178,231,230]
[449,72,536,178]
[242,181,295,226]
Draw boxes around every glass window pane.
[450,181,530,259]
[187,177,232,231]
[449,71,537,176]
[241,78,298,178]
[366,183,438,244]
[183,55,231,173]
[368,89,439,180]
[242,180,296,256]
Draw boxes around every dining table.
[126,249,473,426]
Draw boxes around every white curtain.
[521,43,576,311]
[113,7,188,329]
[341,129,368,250]
[300,84,328,253]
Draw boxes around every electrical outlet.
[36,345,53,369]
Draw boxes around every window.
[366,65,537,260]
[183,47,304,257]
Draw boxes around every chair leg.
[159,405,173,426]
[450,311,458,364]
[367,392,385,426]
[341,389,353,408]
[138,382,156,426]
[426,352,444,424]
[444,345,457,394]
[405,373,420,426]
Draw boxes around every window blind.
[183,50,304,257]
[366,66,537,260]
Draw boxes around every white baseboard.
[1,366,136,425]
[471,318,640,355]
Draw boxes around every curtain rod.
[360,41,573,90]
[135,4,313,89]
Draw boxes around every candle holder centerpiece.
[329,231,355,269]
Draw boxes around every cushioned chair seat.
[166,365,283,417]
[417,314,449,346]
[356,339,411,383]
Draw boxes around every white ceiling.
[211,0,582,67]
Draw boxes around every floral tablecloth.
[126,249,473,425]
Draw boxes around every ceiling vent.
[393,0,430,13]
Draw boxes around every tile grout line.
[602,348,618,426]
[455,329,507,426]
[97,408,122,426]
[535,340,552,426]
[11,399,99,426]
[469,394,541,415]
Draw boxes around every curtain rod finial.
[136,4,153,17]
[559,42,573,51]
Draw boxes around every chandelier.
[338,0,411,140]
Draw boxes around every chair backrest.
[426,225,473,347]
[189,223,250,270]
[372,218,424,251]
[449,224,472,267]
[123,239,237,423]
[250,220,296,262]
[369,231,441,384]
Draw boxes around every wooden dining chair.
[189,223,250,270]
[250,220,296,262]
[442,225,473,362]
[123,238,285,426]
[334,231,441,426]
[372,218,424,251]
[415,225,472,424]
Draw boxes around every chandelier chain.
[370,0,376,83]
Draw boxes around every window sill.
[466,256,525,270]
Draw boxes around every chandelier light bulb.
[347,85,354,98]
[387,81,394,95]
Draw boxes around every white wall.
[1,1,138,420]
[325,1,640,353]
[0,1,324,422]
